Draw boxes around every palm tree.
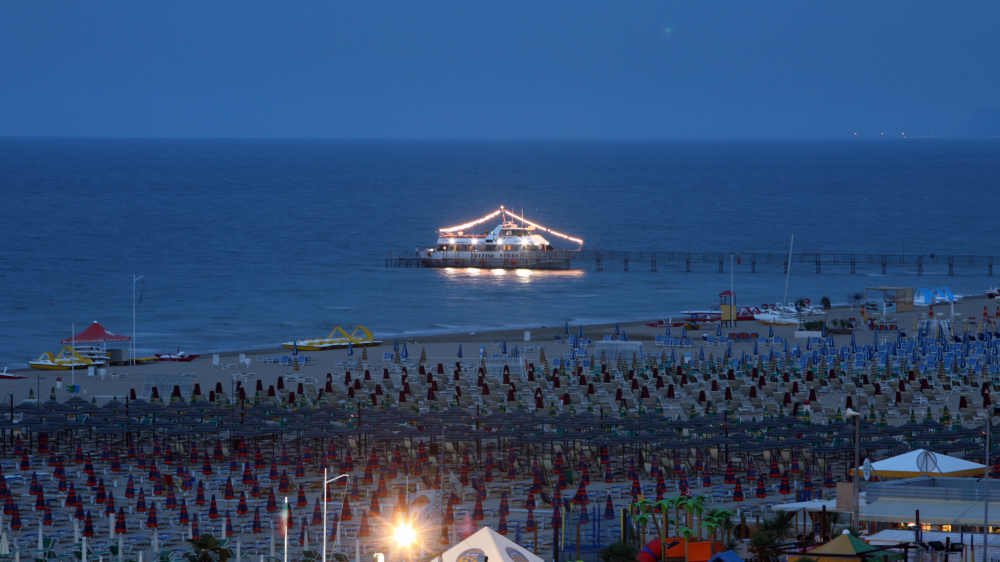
[703,508,735,545]
[188,534,232,562]
[599,541,639,562]
[653,499,678,559]
[748,531,776,562]
[632,500,654,547]
[679,495,708,541]
[677,525,698,562]
[633,512,653,549]
[700,520,721,557]
[759,511,796,543]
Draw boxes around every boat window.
[483,245,497,251]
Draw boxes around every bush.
[802,320,825,331]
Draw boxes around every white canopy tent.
[849,449,985,479]
[433,527,543,562]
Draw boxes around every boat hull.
[753,313,798,327]
[29,362,87,370]
[421,254,573,270]
[281,341,382,351]
[155,354,200,362]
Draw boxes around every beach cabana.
[431,526,543,562]
[790,532,902,562]
[849,449,984,478]
[61,322,131,345]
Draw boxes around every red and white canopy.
[61,322,131,344]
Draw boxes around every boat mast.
[782,234,794,308]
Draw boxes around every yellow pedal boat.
[29,346,96,370]
[282,325,382,351]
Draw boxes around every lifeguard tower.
[720,290,737,327]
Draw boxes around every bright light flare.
[394,524,416,546]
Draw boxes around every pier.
[387,250,1000,275]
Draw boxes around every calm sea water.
[2,139,998,367]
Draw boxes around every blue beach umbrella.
[726,342,733,358]
[783,339,790,353]
[565,322,570,335]
[670,350,677,363]
[699,347,705,361]
[292,342,298,356]
[347,342,354,356]
[622,331,628,342]
[578,325,584,337]
[821,323,827,337]
[457,345,463,358]
[806,339,812,351]
[850,333,857,353]
[615,323,620,336]
[768,325,774,338]
[665,325,671,336]
[513,346,519,358]
[502,340,507,354]
[716,324,722,337]
[393,339,399,351]
[401,344,408,360]
[753,341,759,355]
[681,326,688,338]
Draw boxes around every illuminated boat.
[420,207,583,269]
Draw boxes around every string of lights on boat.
[438,207,584,245]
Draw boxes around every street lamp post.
[984,408,1000,562]
[132,275,145,366]
[322,471,350,562]
[846,407,861,530]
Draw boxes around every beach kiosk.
[864,287,914,315]
[720,290,737,327]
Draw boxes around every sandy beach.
[7,295,995,412]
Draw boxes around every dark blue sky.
[2,1,997,138]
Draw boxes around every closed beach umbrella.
[340,493,352,521]
[237,492,249,516]
[252,507,262,534]
[146,502,158,529]
[83,511,94,538]
[755,475,767,500]
[115,507,127,535]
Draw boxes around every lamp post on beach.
[132,275,145,366]
[322,471,350,562]
[3,394,11,452]
[845,407,861,530]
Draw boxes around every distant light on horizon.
[662,26,672,35]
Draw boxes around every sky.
[1,1,998,139]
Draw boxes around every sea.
[2,138,999,368]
